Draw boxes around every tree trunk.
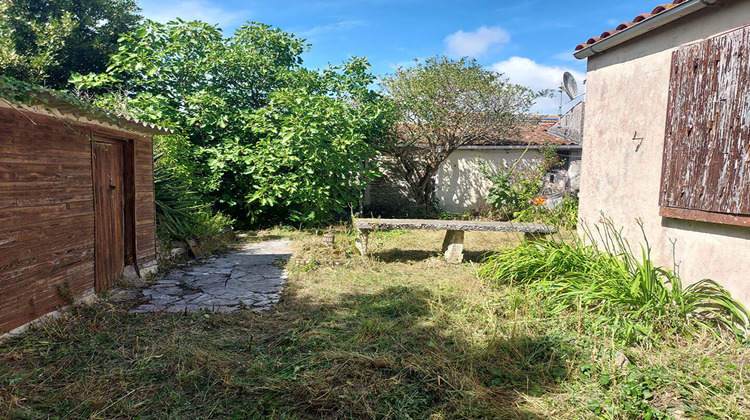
[413,168,438,211]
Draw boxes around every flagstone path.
[131,238,291,313]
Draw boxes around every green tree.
[379,56,541,210]
[243,60,393,223]
[0,0,141,87]
[74,20,392,225]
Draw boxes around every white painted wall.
[435,148,542,213]
[579,2,750,306]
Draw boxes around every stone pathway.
[131,238,291,313]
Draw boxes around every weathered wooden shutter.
[659,26,750,226]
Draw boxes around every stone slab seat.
[354,218,556,263]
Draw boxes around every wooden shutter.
[659,26,750,226]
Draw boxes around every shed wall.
[580,2,750,306]
[0,107,157,334]
[134,136,156,270]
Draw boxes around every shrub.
[485,166,541,219]
[483,144,563,220]
[154,154,232,241]
[514,194,579,229]
[478,217,749,345]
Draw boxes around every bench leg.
[442,230,464,264]
[355,229,370,256]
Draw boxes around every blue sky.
[137,0,663,114]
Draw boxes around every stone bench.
[354,218,556,263]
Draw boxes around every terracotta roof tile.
[575,0,687,51]
[470,118,578,146]
[616,21,635,31]
[632,13,653,23]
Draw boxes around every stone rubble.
[131,238,291,314]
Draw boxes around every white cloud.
[139,0,251,29]
[490,56,586,115]
[444,26,510,58]
[300,20,368,37]
[553,50,579,62]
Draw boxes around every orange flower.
[533,197,547,206]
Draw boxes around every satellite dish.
[562,72,578,100]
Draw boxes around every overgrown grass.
[1,228,748,419]
[479,218,749,347]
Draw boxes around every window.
[659,26,750,227]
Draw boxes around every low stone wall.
[362,155,419,217]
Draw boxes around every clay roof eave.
[574,0,720,60]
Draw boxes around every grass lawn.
[1,228,748,419]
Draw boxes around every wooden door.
[92,138,125,291]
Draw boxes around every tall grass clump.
[478,218,749,345]
[154,153,232,241]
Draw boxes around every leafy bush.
[478,217,749,345]
[72,20,393,226]
[242,63,393,224]
[154,154,232,241]
[484,145,562,220]
[485,166,542,219]
[514,195,579,229]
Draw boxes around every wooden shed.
[0,91,168,335]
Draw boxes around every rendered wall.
[435,149,542,213]
[579,3,750,306]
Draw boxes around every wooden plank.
[0,152,91,165]
[0,142,90,155]
[0,203,67,217]
[1,128,91,147]
[0,172,92,184]
[660,207,750,227]
[136,218,156,226]
[137,253,156,262]
[2,187,92,199]
[15,195,93,207]
[0,162,91,177]
[1,250,95,290]
[0,201,93,221]
[0,178,93,189]
[660,26,750,219]
[3,211,93,231]
[0,236,94,267]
